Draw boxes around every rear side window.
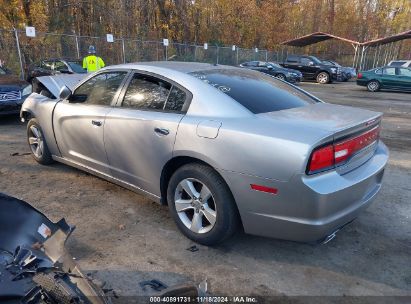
[164,86,186,111]
[190,69,318,114]
[383,67,396,76]
[123,74,171,110]
[71,71,127,105]
[286,56,299,63]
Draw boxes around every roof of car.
[106,61,239,73]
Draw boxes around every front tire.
[27,118,54,165]
[275,74,286,81]
[367,80,380,92]
[167,163,239,245]
[316,72,330,84]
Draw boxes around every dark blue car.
[240,61,303,83]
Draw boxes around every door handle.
[91,120,102,127]
[154,127,170,136]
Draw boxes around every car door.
[300,57,317,78]
[104,71,190,196]
[397,68,411,90]
[53,70,129,174]
[380,67,397,88]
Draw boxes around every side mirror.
[59,85,72,100]
[308,61,314,66]
[267,66,273,70]
[59,69,72,74]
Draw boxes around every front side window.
[122,74,171,110]
[383,67,396,76]
[301,58,313,65]
[190,69,318,114]
[70,71,127,105]
[398,68,411,77]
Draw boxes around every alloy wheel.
[276,74,286,81]
[367,81,379,92]
[28,125,44,158]
[317,73,329,84]
[174,178,217,234]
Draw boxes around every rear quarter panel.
[174,115,332,182]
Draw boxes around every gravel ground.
[0,81,410,302]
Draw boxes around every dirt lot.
[0,82,410,302]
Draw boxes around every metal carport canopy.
[280,32,360,47]
[361,29,411,47]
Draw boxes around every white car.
[388,60,411,68]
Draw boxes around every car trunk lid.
[260,103,383,174]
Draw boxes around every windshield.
[309,56,322,65]
[67,61,87,73]
[190,69,318,114]
[267,62,282,68]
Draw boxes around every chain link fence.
[2,28,407,79]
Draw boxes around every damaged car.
[0,192,111,304]
[20,62,388,245]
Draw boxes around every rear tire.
[316,72,330,84]
[27,118,54,165]
[167,163,239,245]
[367,80,380,92]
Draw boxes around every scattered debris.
[186,245,199,252]
[139,279,168,292]
[0,193,111,304]
[10,152,31,156]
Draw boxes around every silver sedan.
[21,62,388,245]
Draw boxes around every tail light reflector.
[308,126,380,174]
[357,73,363,79]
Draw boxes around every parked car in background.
[21,62,388,245]
[239,61,302,83]
[322,59,356,81]
[357,66,411,92]
[0,66,32,116]
[26,58,86,82]
[388,60,411,68]
[280,55,341,84]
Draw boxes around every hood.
[36,74,87,98]
[0,74,28,89]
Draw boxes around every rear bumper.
[356,79,368,87]
[221,141,389,243]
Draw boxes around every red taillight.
[308,126,380,174]
[357,73,363,79]
[308,145,335,172]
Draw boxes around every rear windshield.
[389,61,406,67]
[189,69,318,114]
[67,61,87,73]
